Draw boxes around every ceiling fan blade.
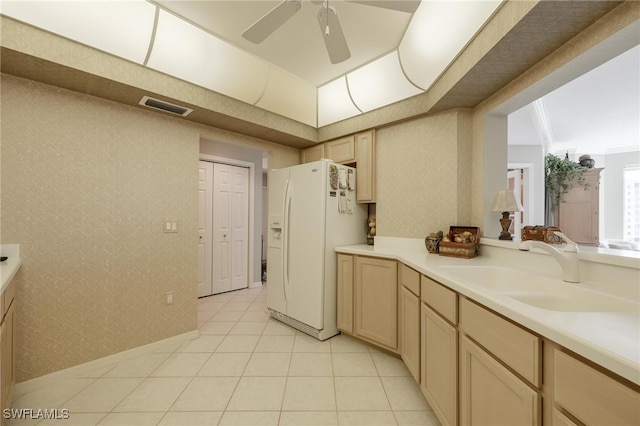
[317,7,351,64]
[347,0,421,14]
[242,0,303,44]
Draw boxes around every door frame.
[200,153,256,291]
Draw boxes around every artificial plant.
[545,153,589,211]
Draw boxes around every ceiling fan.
[242,0,421,64]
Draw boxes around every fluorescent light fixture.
[147,10,269,105]
[318,77,361,127]
[256,67,317,127]
[399,0,502,90]
[347,51,422,112]
[0,0,156,64]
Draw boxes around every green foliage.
[545,154,589,210]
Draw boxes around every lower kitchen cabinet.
[1,279,16,426]
[336,254,354,333]
[354,256,397,350]
[399,285,420,381]
[459,334,540,426]
[554,349,640,426]
[421,303,457,426]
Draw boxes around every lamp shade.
[491,190,523,213]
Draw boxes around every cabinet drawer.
[554,349,640,426]
[459,297,540,387]
[421,275,457,324]
[399,264,420,297]
[2,279,16,320]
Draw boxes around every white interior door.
[508,169,524,239]
[198,161,213,297]
[213,163,249,295]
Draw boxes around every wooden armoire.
[558,168,603,246]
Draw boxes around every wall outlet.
[165,291,174,305]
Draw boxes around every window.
[623,165,640,243]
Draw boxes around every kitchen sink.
[437,265,639,313]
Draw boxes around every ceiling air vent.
[139,96,193,117]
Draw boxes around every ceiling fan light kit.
[242,0,420,64]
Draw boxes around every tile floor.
[9,285,440,426]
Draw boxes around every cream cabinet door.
[325,136,355,164]
[459,334,540,426]
[421,304,457,426]
[354,256,397,350]
[337,254,354,334]
[355,130,375,203]
[300,144,325,164]
[399,286,420,383]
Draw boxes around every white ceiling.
[155,0,416,87]
[508,44,640,156]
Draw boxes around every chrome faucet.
[518,232,580,283]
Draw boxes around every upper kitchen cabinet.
[301,130,377,203]
[355,130,376,203]
[325,136,356,164]
[300,144,325,164]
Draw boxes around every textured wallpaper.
[376,110,473,239]
[0,74,296,381]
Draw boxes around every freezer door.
[285,162,327,329]
[266,168,289,315]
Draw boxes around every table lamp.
[491,190,523,240]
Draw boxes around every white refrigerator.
[267,159,367,340]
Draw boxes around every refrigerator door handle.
[282,178,292,302]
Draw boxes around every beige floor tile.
[226,377,286,411]
[176,335,224,352]
[337,411,398,426]
[394,410,440,426]
[332,352,377,376]
[246,302,267,312]
[170,377,239,411]
[158,411,224,425]
[96,412,164,425]
[334,377,391,411]
[216,335,260,353]
[204,293,236,302]
[103,353,169,378]
[218,411,280,426]
[330,334,370,352]
[292,333,331,353]
[35,413,106,426]
[243,353,291,376]
[254,334,295,352]
[150,353,210,377]
[222,302,251,312]
[371,352,411,377]
[197,352,251,376]
[113,377,190,412]
[197,310,216,324]
[240,310,270,322]
[11,378,96,409]
[262,320,296,336]
[211,311,245,322]
[282,377,336,411]
[228,321,267,335]
[288,353,333,376]
[197,301,226,312]
[279,411,338,426]
[199,321,236,335]
[64,378,142,413]
[381,377,432,411]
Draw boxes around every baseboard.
[14,329,199,397]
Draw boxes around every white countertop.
[1,244,21,293]
[336,237,640,386]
